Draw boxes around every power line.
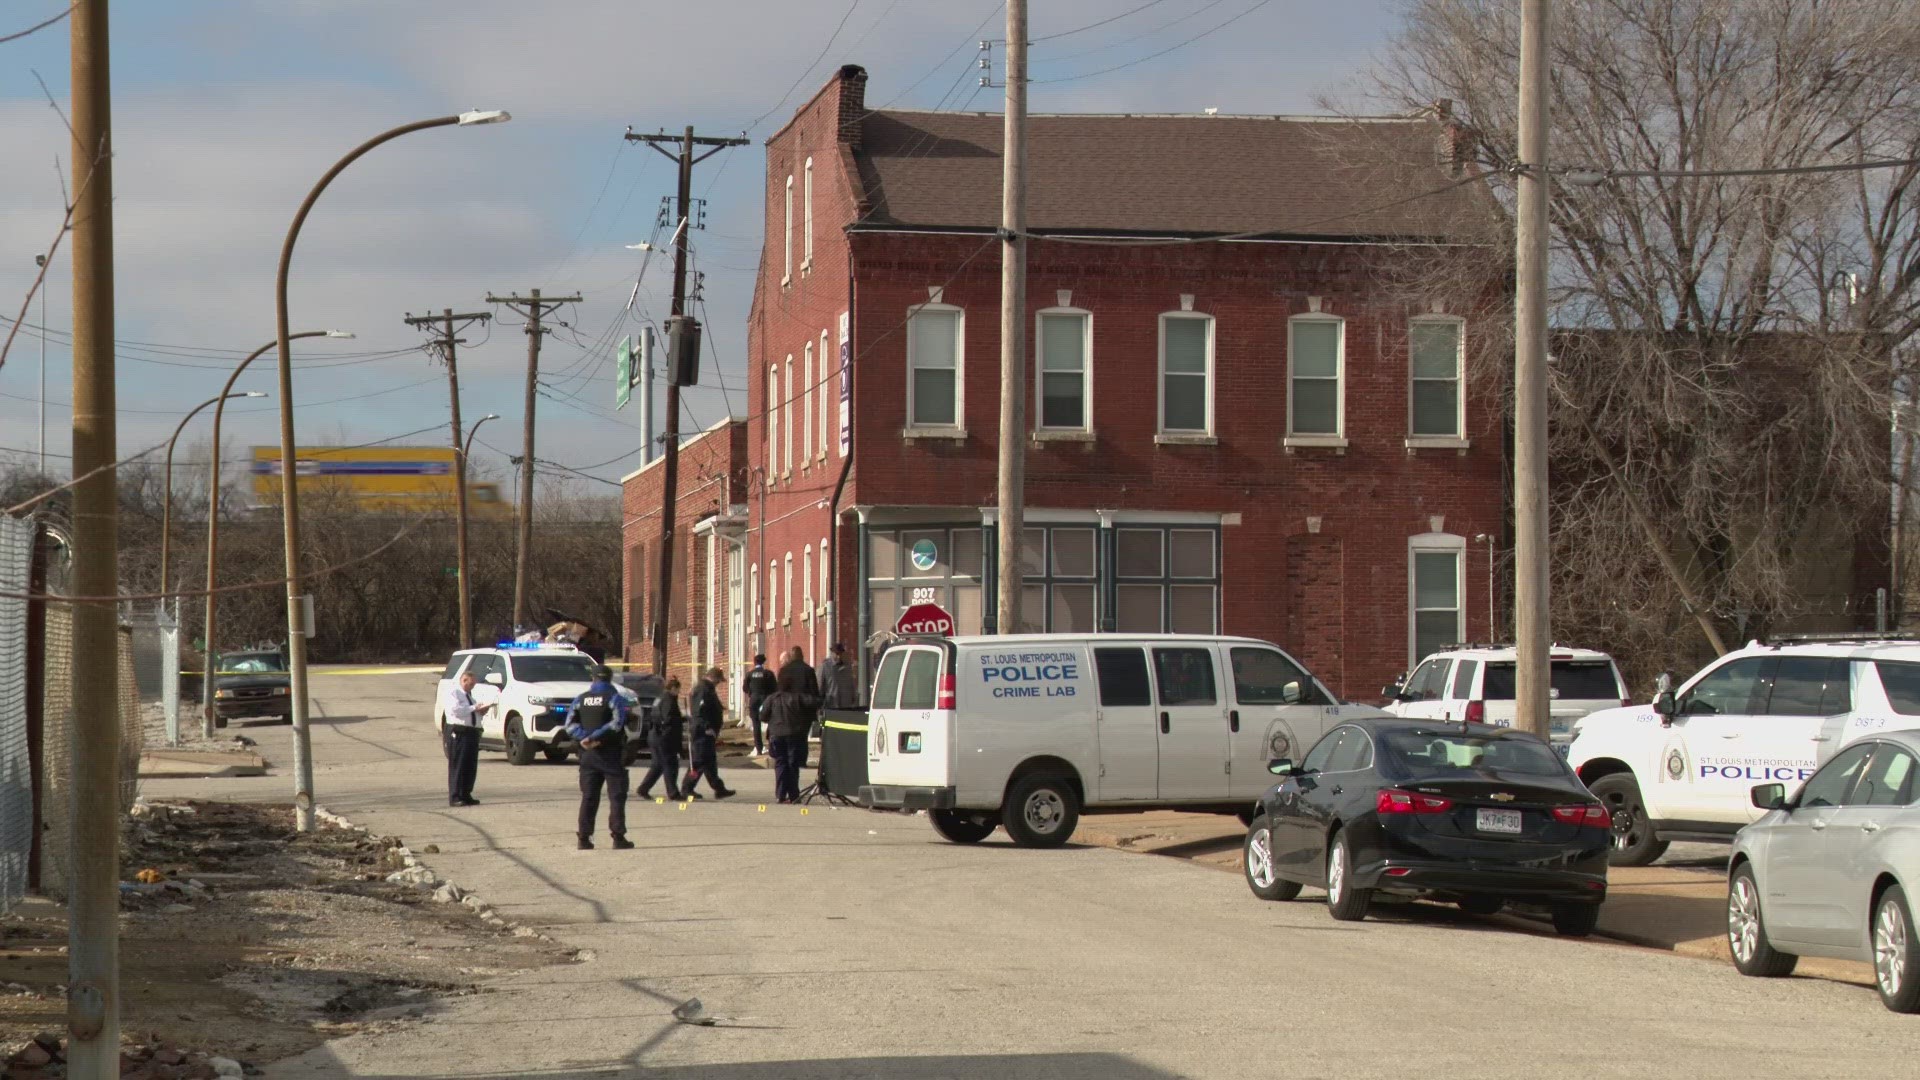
[1033,172,1484,245]
[1018,0,1172,44]
[1028,0,1232,65]
[1028,0,1270,84]
[1556,156,1920,182]
[739,0,865,136]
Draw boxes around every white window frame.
[1156,312,1214,438]
[1408,532,1466,667]
[802,157,814,272]
[1286,313,1347,444]
[782,174,794,286]
[767,363,779,481]
[803,342,815,471]
[765,559,777,629]
[818,536,829,615]
[783,356,795,477]
[818,329,831,459]
[803,544,814,624]
[1034,307,1093,434]
[750,563,761,629]
[906,303,965,432]
[783,551,794,625]
[1407,315,1468,446]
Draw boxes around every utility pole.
[1512,0,1552,738]
[484,289,580,634]
[995,0,1029,634]
[404,307,491,649]
[35,254,48,473]
[624,125,748,677]
[67,1,119,1075]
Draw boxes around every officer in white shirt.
[443,670,493,806]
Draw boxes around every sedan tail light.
[1552,803,1611,828]
[1463,700,1485,725]
[936,673,956,710]
[1378,789,1454,815]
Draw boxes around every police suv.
[1566,636,1920,865]
[433,643,641,766]
[859,633,1390,848]
[1381,643,1629,750]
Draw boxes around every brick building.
[626,64,1507,701]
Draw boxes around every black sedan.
[1243,718,1611,935]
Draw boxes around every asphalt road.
[146,669,1920,1080]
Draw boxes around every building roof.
[851,110,1494,241]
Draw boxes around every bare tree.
[1359,0,1920,682]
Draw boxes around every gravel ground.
[1,800,569,1078]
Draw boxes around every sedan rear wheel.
[1874,884,1920,1012]
[1727,864,1797,977]
[1325,832,1372,921]
[1244,818,1302,902]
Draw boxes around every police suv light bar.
[494,641,579,650]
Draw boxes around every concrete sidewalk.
[137,748,268,779]
[1070,809,1876,988]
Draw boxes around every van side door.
[1226,645,1335,800]
[1151,645,1229,800]
[1093,647,1159,801]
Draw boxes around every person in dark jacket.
[779,646,819,698]
[818,642,855,709]
[636,676,685,801]
[681,667,736,799]
[742,654,777,757]
[564,667,634,851]
[766,665,821,803]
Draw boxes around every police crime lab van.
[1566,636,1920,866]
[859,634,1390,847]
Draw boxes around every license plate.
[1476,808,1523,834]
[904,733,922,753]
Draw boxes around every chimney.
[1430,98,1468,177]
[837,65,869,147]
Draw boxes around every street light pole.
[459,412,500,648]
[159,391,264,604]
[274,109,509,831]
[201,330,351,738]
[1512,0,1553,738]
[35,253,48,474]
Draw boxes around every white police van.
[433,642,640,766]
[858,633,1388,847]
[1567,635,1920,865]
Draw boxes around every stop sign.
[894,603,956,636]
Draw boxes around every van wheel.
[1001,773,1079,848]
[505,716,536,766]
[1589,773,1669,866]
[930,809,996,844]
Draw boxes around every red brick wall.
[620,421,747,680]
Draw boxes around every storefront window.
[1116,529,1162,578]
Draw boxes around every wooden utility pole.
[404,307,491,649]
[624,125,748,676]
[995,0,1029,634]
[67,1,120,1074]
[485,289,580,633]
[1512,0,1552,737]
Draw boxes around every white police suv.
[432,642,640,766]
[1567,636,1920,865]
[1382,643,1628,751]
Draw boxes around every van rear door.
[866,645,953,793]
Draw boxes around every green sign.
[615,336,633,409]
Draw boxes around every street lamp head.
[482,412,501,420]
[34,254,47,268]
[323,330,356,339]
[241,392,269,399]
[625,243,654,251]
[457,109,511,126]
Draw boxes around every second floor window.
[819,329,831,457]
[908,306,962,428]
[1289,316,1343,436]
[1410,318,1463,437]
[767,364,779,477]
[1037,310,1090,430]
[803,342,815,468]
[782,175,794,284]
[802,158,814,269]
[1159,313,1212,434]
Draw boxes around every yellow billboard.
[249,445,507,514]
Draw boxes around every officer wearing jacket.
[564,666,634,850]
[681,667,736,799]
[637,676,684,801]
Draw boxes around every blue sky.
[0,0,1401,493]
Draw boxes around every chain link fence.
[0,515,32,915]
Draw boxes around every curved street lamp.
[159,391,265,605]
[456,412,501,650]
[275,109,511,830]
[200,329,353,737]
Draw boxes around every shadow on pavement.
[282,1051,1186,1080]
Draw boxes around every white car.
[1382,644,1628,749]
[1568,637,1920,866]
[432,643,641,766]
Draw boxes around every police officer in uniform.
[564,666,635,850]
[637,676,685,801]
[681,666,737,799]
